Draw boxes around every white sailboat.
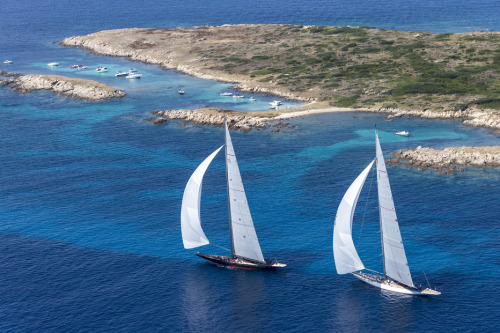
[333,130,440,295]
[181,120,286,270]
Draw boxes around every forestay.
[181,146,223,249]
[375,132,414,287]
[225,121,265,263]
[333,160,374,274]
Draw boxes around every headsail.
[333,160,374,274]
[181,146,223,249]
[224,121,265,263]
[375,132,414,287]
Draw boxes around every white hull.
[352,272,440,296]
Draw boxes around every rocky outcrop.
[9,74,125,101]
[380,107,500,131]
[148,108,296,132]
[388,146,500,174]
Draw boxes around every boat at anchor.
[393,131,409,137]
[332,130,440,295]
[181,120,286,270]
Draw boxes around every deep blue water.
[1,0,500,332]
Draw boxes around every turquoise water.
[1,0,500,332]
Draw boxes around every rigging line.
[356,167,375,247]
[209,242,231,252]
[364,268,384,275]
[423,270,431,288]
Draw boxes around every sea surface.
[1,0,499,332]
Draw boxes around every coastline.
[388,146,500,174]
[59,25,500,130]
[0,71,125,101]
[58,25,500,172]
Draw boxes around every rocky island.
[388,146,500,174]
[0,71,125,101]
[60,24,500,129]
[58,25,500,173]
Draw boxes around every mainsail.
[333,160,375,274]
[375,132,414,287]
[181,146,223,249]
[224,121,265,263]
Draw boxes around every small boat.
[269,100,282,107]
[332,130,440,296]
[181,120,286,270]
[96,66,108,72]
[232,94,244,98]
[115,71,128,77]
[3,60,13,64]
[220,92,233,96]
[76,65,87,70]
[178,89,185,95]
[47,62,60,66]
[70,64,80,68]
[393,131,409,137]
[249,97,256,101]
[125,73,142,79]
[129,68,137,73]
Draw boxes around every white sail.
[181,146,223,249]
[225,121,265,263]
[333,160,375,274]
[375,132,414,287]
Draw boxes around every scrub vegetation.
[63,24,500,111]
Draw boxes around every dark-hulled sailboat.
[333,130,440,295]
[181,120,286,270]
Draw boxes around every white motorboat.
[76,65,87,70]
[96,66,108,72]
[332,130,440,296]
[181,119,286,270]
[220,92,233,96]
[232,94,244,98]
[47,62,60,66]
[3,60,13,64]
[115,71,128,77]
[393,131,409,137]
[129,68,137,73]
[249,97,256,101]
[269,100,282,106]
[178,89,185,94]
[125,73,142,79]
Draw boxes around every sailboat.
[333,130,440,295]
[181,120,286,270]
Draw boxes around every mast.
[375,130,414,287]
[224,119,265,263]
[224,119,236,257]
[375,130,386,277]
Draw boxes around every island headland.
[59,25,500,172]
[0,71,125,101]
[60,24,500,130]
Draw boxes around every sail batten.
[181,146,224,249]
[333,160,375,274]
[225,121,265,263]
[375,132,414,287]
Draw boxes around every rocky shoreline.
[59,26,500,130]
[0,71,125,101]
[388,146,500,174]
[146,108,292,132]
